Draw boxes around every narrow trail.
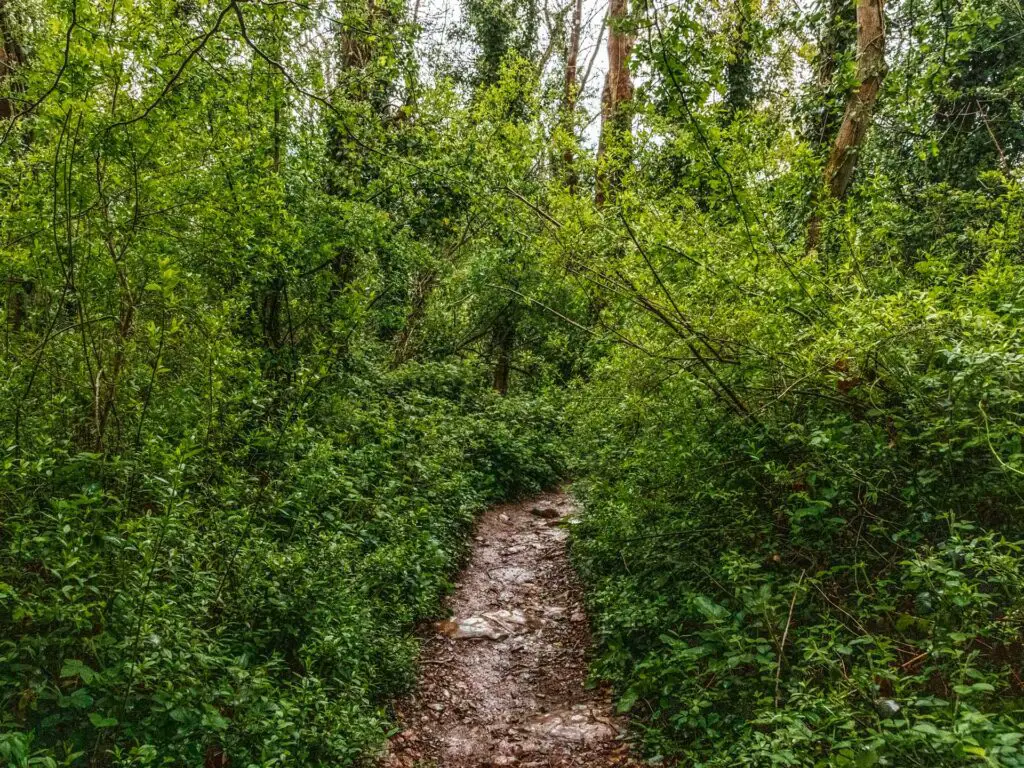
[383,491,636,767]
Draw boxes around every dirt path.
[383,491,636,768]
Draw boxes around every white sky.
[414,0,611,146]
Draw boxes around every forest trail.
[383,491,636,767]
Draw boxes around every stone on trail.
[527,706,620,744]
[490,566,536,584]
[530,505,561,520]
[438,609,529,640]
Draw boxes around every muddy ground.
[382,491,637,767]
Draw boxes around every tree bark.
[0,0,25,119]
[1,1,27,343]
[808,0,887,251]
[326,1,391,299]
[491,308,516,396]
[822,0,887,200]
[595,0,634,207]
[392,270,435,365]
[262,25,286,352]
[724,0,754,120]
[809,0,857,150]
[561,0,583,191]
[340,0,378,72]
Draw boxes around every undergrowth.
[569,178,1024,767]
[1,360,564,767]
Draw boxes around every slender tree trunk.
[329,0,383,166]
[561,0,583,191]
[810,0,857,150]
[261,274,285,349]
[5,276,30,334]
[393,270,435,365]
[823,0,886,200]
[272,100,281,173]
[491,308,516,396]
[400,0,421,118]
[724,0,754,120]
[595,0,634,207]
[808,0,887,251]
[261,26,286,352]
[0,0,25,119]
[1,2,28,343]
[326,1,389,299]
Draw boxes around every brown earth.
[382,491,637,768]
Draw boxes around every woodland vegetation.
[1,0,1023,765]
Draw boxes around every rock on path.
[383,491,636,768]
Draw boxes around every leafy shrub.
[569,178,1024,766]
[0,358,564,766]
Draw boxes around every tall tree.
[807,0,857,149]
[723,0,756,119]
[258,12,290,356]
[0,0,23,119]
[595,0,634,207]
[822,0,887,200]
[490,304,516,394]
[462,0,541,393]
[560,0,583,191]
[465,0,539,88]
[324,0,406,328]
[808,0,887,250]
[1,0,28,336]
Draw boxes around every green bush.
[0,359,564,766]
[569,178,1024,766]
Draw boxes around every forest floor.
[382,490,637,767]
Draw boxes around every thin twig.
[775,570,806,707]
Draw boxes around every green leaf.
[60,659,96,684]
[616,689,639,713]
[64,689,94,709]
[88,712,118,728]
[693,595,729,621]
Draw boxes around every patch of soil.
[382,491,636,767]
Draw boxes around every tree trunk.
[326,1,390,300]
[809,0,857,150]
[724,0,754,120]
[561,0,583,191]
[261,273,285,349]
[595,0,634,207]
[0,0,25,119]
[5,276,30,333]
[393,270,436,365]
[808,0,887,251]
[491,308,516,396]
[262,28,286,351]
[337,0,397,111]
[399,0,421,119]
[822,0,887,200]
[1,3,27,344]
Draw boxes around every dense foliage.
[2,0,1024,764]
[3,361,563,765]
[0,0,569,763]
[567,1,1024,765]
[570,176,1024,763]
